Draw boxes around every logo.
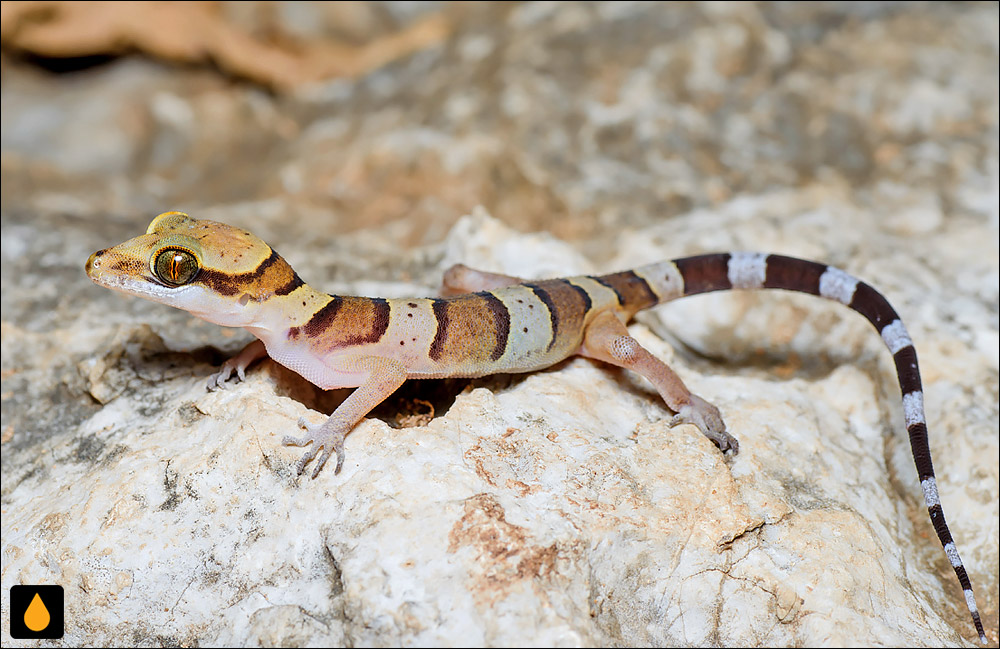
[9,585,64,639]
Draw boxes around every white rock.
[3,209,993,647]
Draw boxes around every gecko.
[85,211,986,642]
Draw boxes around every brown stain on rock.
[447,493,562,606]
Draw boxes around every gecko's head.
[86,212,303,327]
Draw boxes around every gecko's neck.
[245,282,336,340]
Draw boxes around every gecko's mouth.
[86,250,166,300]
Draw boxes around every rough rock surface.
[2,2,997,647]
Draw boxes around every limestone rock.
[3,209,996,646]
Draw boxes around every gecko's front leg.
[207,339,268,390]
[282,357,408,478]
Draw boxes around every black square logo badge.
[9,585,64,639]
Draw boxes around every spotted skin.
[85,214,985,643]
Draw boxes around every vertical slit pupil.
[156,249,196,285]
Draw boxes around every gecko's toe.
[296,416,320,432]
[310,449,331,478]
[206,370,229,391]
[281,417,318,446]
[333,435,346,475]
[294,446,318,475]
[282,435,306,447]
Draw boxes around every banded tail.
[619,252,984,643]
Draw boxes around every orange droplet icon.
[24,592,50,632]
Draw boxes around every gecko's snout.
[85,249,105,279]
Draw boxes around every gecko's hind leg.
[441,264,526,296]
[579,310,739,454]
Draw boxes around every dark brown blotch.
[303,296,344,337]
[590,271,655,313]
[429,299,451,361]
[478,292,511,362]
[762,255,825,295]
[674,253,732,295]
[525,283,559,352]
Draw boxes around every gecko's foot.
[207,340,266,391]
[282,417,346,478]
[206,358,247,391]
[670,394,740,455]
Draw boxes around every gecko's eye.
[153,248,200,286]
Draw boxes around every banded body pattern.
[279,269,678,378]
[271,272,665,379]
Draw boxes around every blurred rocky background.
[2,1,997,646]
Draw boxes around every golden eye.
[153,248,199,286]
